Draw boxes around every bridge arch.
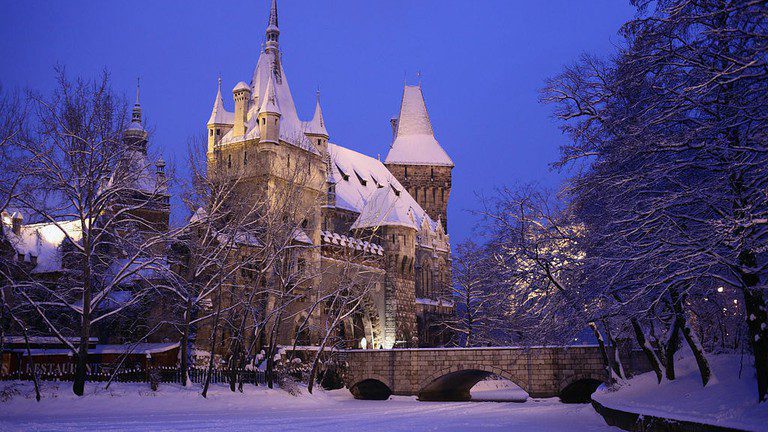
[557,372,606,403]
[349,373,392,400]
[417,364,527,402]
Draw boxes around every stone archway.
[417,364,527,402]
[557,372,607,403]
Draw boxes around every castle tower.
[384,84,453,232]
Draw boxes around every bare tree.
[542,0,767,398]
[6,69,172,396]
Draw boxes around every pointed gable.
[385,85,453,167]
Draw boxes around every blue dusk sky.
[0,1,634,242]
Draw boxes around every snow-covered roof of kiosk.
[327,143,436,231]
[385,85,453,167]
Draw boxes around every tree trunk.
[202,281,224,398]
[739,248,768,402]
[589,321,615,385]
[664,315,681,381]
[179,294,193,387]
[631,318,663,384]
[602,320,625,379]
[73,247,92,396]
[670,288,711,386]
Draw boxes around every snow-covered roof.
[259,73,281,114]
[121,149,168,195]
[2,218,85,273]
[303,97,328,136]
[208,82,235,125]
[327,143,435,231]
[385,85,453,167]
[233,81,250,92]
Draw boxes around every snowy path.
[0,382,617,431]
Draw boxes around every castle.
[0,0,454,354]
[204,0,454,348]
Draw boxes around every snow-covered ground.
[0,381,616,431]
[470,379,529,402]
[593,354,767,432]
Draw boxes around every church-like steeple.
[125,77,148,151]
[130,78,144,128]
[265,0,280,54]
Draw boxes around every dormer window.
[355,170,367,186]
[391,185,400,196]
[335,164,349,181]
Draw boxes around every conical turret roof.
[385,85,453,167]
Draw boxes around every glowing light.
[360,337,367,350]
[717,287,724,293]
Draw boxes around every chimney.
[11,212,23,235]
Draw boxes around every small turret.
[305,90,329,153]
[232,81,251,137]
[207,77,234,152]
[258,74,281,144]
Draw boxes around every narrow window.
[228,154,232,169]
[209,129,213,136]
[404,166,408,178]
[244,151,248,165]
[432,188,436,203]
[327,184,336,205]
[216,128,220,136]
[441,189,444,202]
[431,167,434,180]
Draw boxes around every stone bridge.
[341,346,610,402]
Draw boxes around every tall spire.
[132,77,142,125]
[265,0,280,54]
